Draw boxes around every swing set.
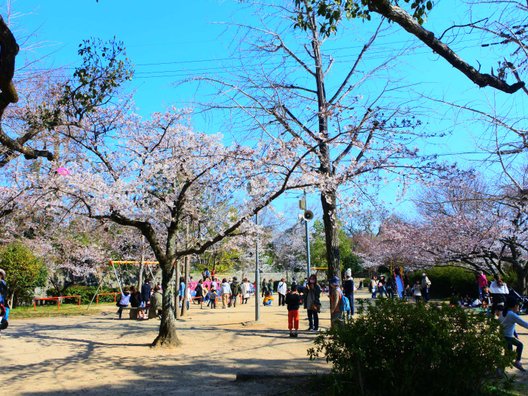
[89,260,159,307]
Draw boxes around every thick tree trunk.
[320,188,340,278]
[151,262,181,348]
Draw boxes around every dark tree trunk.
[320,188,340,278]
[151,261,181,348]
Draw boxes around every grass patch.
[9,302,113,319]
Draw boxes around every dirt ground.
[3,290,528,395]
[1,295,332,396]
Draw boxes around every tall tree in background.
[195,3,442,279]
[294,0,526,94]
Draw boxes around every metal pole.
[304,191,311,278]
[255,212,260,321]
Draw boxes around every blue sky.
[4,0,526,223]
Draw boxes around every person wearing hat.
[329,276,343,329]
[229,276,241,307]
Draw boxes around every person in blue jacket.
[499,297,528,372]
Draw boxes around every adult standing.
[268,279,274,296]
[421,273,432,302]
[220,278,231,309]
[240,278,251,304]
[141,278,151,306]
[230,277,241,307]
[261,278,268,297]
[195,279,204,309]
[343,268,355,317]
[476,271,488,300]
[490,275,509,315]
[370,275,378,299]
[303,274,321,332]
[277,278,287,306]
[329,276,343,329]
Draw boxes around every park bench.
[33,295,81,311]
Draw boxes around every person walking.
[220,278,231,309]
[499,298,528,372]
[303,274,321,332]
[230,277,241,307]
[343,268,355,318]
[285,284,303,337]
[277,278,287,306]
[240,278,251,304]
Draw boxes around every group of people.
[283,270,355,337]
[370,271,432,302]
[189,277,253,309]
[116,279,163,320]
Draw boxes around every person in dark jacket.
[285,284,303,337]
[303,274,321,331]
[343,268,355,318]
[141,279,151,305]
[229,277,241,307]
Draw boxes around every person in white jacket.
[489,275,509,315]
[277,278,287,306]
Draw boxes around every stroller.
[509,289,528,314]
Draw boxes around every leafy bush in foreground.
[308,299,512,396]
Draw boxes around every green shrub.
[0,241,47,306]
[309,299,512,396]
[47,285,118,304]
[413,266,477,299]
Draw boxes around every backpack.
[339,292,351,313]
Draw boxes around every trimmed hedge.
[411,266,478,299]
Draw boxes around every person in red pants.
[285,284,303,337]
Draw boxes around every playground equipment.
[88,260,159,308]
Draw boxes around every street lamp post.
[254,212,260,322]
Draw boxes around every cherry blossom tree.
[33,107,307,347]
[0,12,132,167]
[363,170,528,292]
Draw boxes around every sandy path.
[1,297,332,395]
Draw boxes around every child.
[285,285,302,337]
[412,280,422,302]
[208,288,217,309]
[499,298,528,371]
[263,291,274,306]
